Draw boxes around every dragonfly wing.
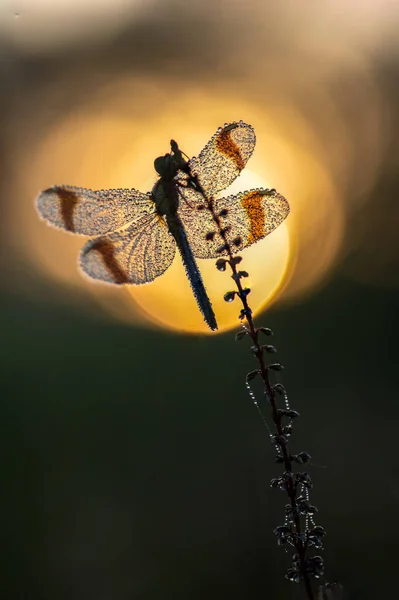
[177,185,217,246]
[80,213,176,284]
[180,189,290,259]
[36,185,154,235]
[180,121,256,198]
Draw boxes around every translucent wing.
[178,121,256,199]
[36,185,154,235]
[80,213,176,284]
[179,188,290,259]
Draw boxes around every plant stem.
[189,173,315,600]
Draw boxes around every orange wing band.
[241,191,265,245]
[215,128,245,171]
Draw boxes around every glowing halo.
[11,79,348,333]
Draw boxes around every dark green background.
[2,3,399,599]
[3,278,398,600]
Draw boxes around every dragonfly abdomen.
[167,214,218,331]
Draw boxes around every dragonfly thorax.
[153,140,189,216]
[152,178,179,216]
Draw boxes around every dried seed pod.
[246,369,260,382]
[257,326,273,336]
[216,258,227,271]
[263,344,277,353]
[224,291,236,303]
[235,329,249,341]
[268,363,284,371]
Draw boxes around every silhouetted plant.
[185,164,343,600]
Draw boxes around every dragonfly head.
[154,153,172,177]
[154,140,188,179]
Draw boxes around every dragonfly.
[36,121,290,331]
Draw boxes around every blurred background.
[1,1,399,598]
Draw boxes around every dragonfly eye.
[154,154,170,176]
